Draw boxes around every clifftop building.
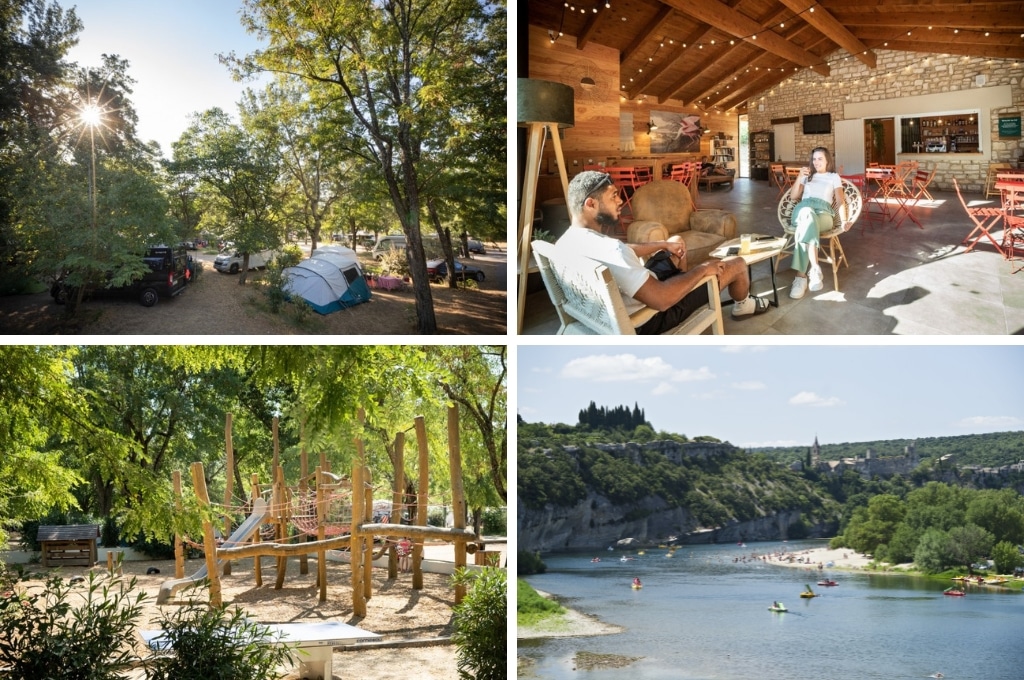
[807,436,920,478]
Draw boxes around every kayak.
[768,604,787,612]
[817,580,838,587]
[943,588,966,596]
[631,584,643,589]
[800,591,817,598]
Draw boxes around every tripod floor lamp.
[517,78,574,333]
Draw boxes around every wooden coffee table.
[711,235,787,307]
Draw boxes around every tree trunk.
[239,253,250,284]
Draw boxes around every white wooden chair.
[774,178,863,292]
[531,240,724,335]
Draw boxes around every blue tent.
[282,246,371,314]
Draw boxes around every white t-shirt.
[801,171,841,203]
[556,226,651,315]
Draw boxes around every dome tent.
[282,245,371,314]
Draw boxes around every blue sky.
[517,345,1024,449]
[66,1,268,154]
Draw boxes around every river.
[519,541,1022,679]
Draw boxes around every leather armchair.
[627,180,737,265]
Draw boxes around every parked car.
[426,258,485,283]
[214,248,278,274]
[467,238,485,254]
[50,244,190,307]
[371,234,407,260]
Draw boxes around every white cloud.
[651,382,677,396]
[789,391,843,407]
[560,354,715,383]
[732,380,766,390]
[957,415,1022,428]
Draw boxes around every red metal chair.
[997,175,1024,272]
[953,178,1004,256]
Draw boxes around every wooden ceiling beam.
[878,39,1024,60]
[574,6,604,50]
[719,69,793,112]
[831,10,1024,31]
[779,0,876,69]
[857,27,1024,48]
[656,46,729,104]
[661,0,831,76]
[625,25,714,101]
[689,49,781,108]
[621,5,675,64]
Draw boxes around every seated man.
[556,170,769,334]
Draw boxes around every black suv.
[51,245,190,307]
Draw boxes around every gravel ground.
[0,245,507,335]
[11,555,461,679]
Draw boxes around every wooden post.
[363,464,373,602]
[316,466,327,602]
[298,417,309,576]
[274,465,288,589]
[191,461,221,606]
[172,470,184,579]
[389,432,405,579]
[351,452,366,617]
[251,473,262,587]
[413,415,428,590]
[223,413,234,576]
[448,405,468,603]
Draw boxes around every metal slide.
[156,497,269,604]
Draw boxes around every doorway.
[739,116,749,178]
[865,118,896,165]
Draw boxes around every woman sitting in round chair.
[787,147,848,298]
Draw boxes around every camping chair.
[669,162,699,207]
[774,178,864,292]
[953,178,1005,256]
[531,240,724,335]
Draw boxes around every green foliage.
[144,596,296,680]
[0,569,147,680]
[517,551,547,575]
[913,527,952,573]
[481,507,506,536]
[578,401,650,431]
[450,568,506,680]
[991,540,1023,575]
[517,578,564,627]
[760,431,1024,469]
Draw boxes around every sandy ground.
[0,245,507,335]
[9,554,465,679]
[754,544,874,571]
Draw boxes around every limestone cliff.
[517,491,830,553]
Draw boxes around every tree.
[990,540,1022,575]
[172,108,283,284]
[913,527,952,574]
[232,0,505,333]
[965,489,1024,545]
[946,524,994,573]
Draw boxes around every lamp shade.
[517,78,574,128]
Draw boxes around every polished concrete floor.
[522,178,1024,335]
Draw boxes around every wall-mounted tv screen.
[803,113,831,134]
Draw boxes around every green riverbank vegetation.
[830,483,1024,575]
[517,579,565,628]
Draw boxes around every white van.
[371,235,407,260]
[214,248,278,274]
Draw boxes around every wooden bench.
[141,621,381,680]
[700,173,734,190]
[37,525,99,567]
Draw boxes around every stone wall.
[747,49,1024,191]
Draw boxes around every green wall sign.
[998,116,1021,139]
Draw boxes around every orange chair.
[910,168,936,202]
[953,178,1004,256]
[770,163,790,199]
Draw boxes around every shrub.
[0,570,147,680]
[517,550,546,575]
[481,507,506,536]
[450,567,506,680]
[145,594,296,680]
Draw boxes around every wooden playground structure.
[159,406,480,613]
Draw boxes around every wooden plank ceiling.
[527,0,1024,113]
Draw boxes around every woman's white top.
[801,171,841,203]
